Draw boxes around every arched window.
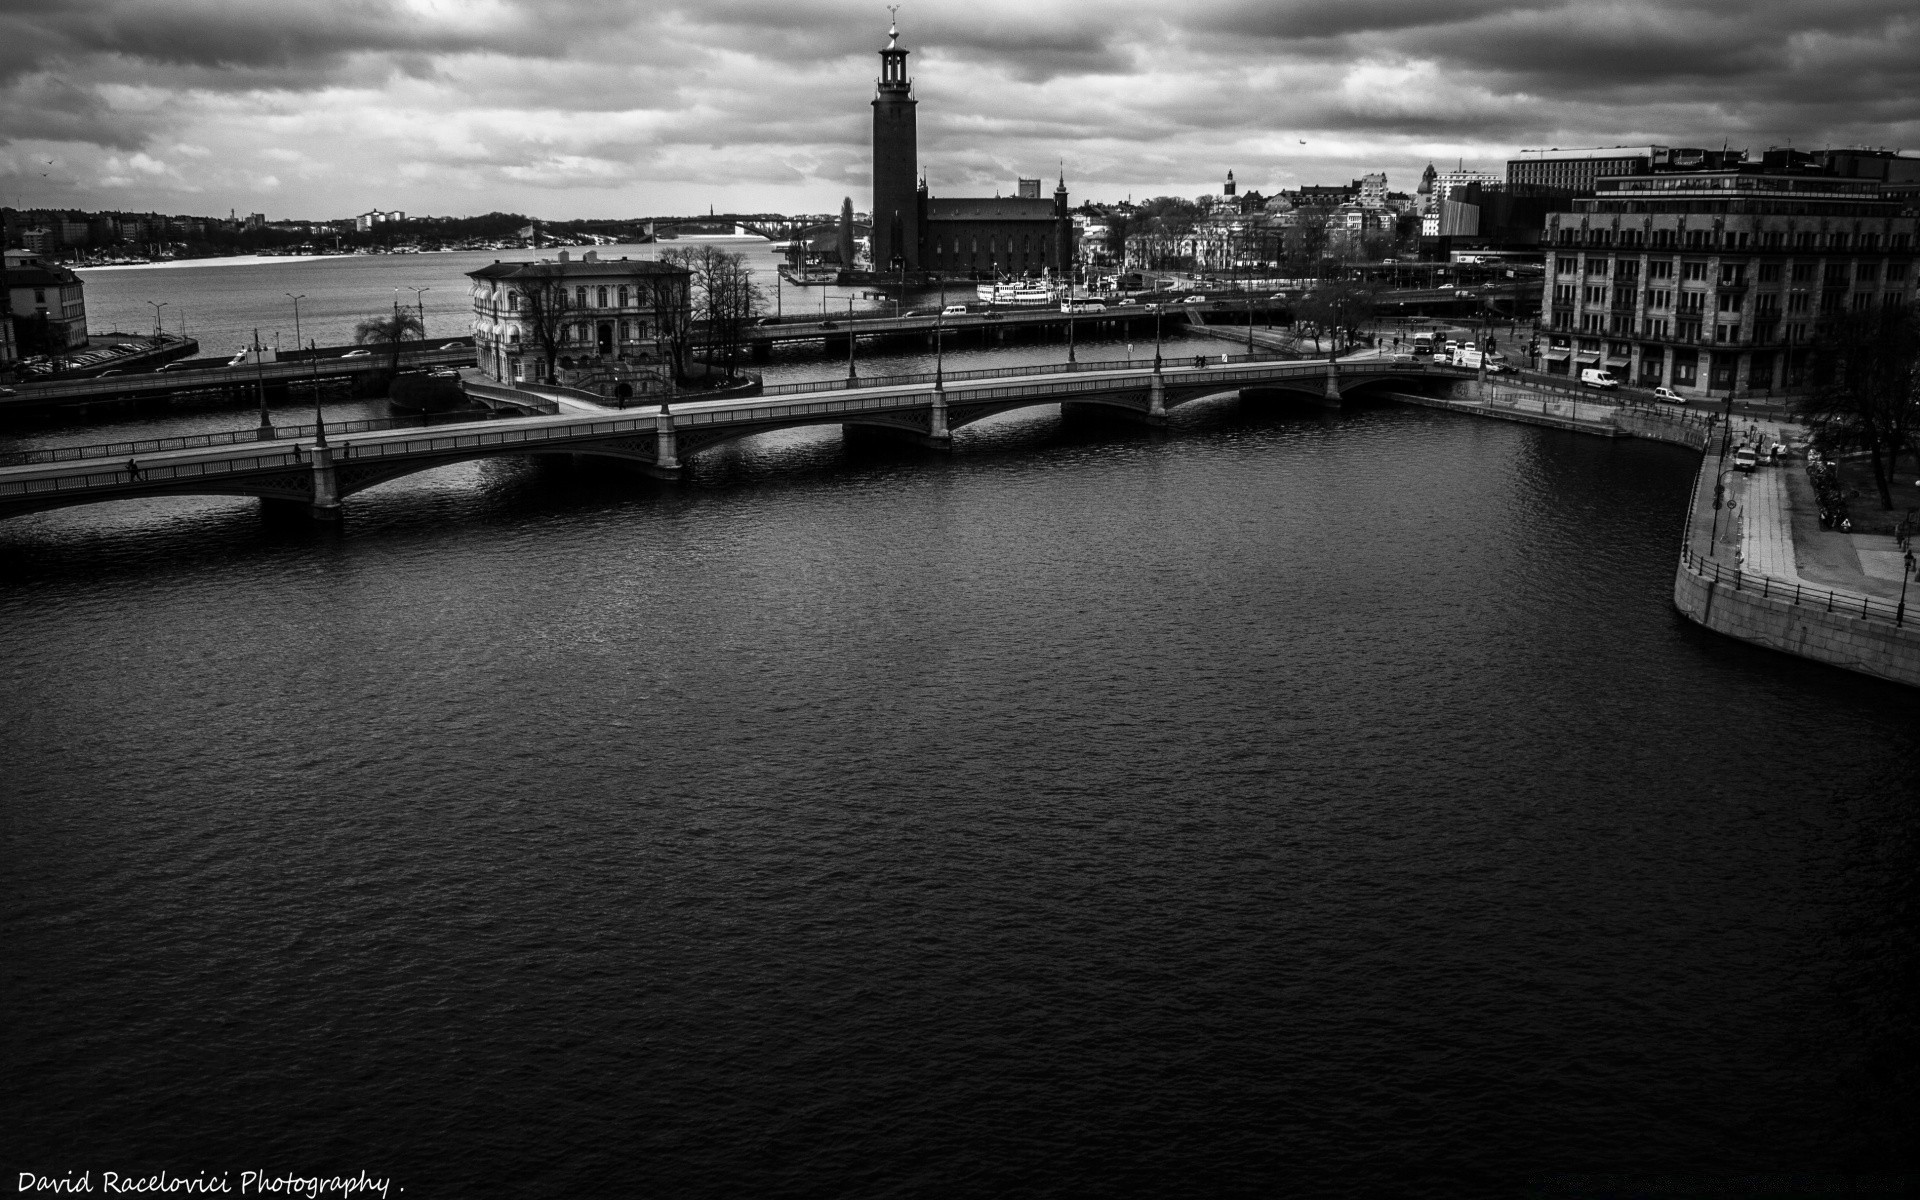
[618,286,630,307]
[507,291,519,312]
[598,286,609,307]
[508,327,520,344]
[576,286,588,307]
[619,321,631,341]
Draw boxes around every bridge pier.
[309,444,342,520]
[1320,360,1343,410]
[649,410,683,479]
[926,387,952,450]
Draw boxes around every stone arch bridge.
[0,358,1466,522]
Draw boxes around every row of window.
[1556,227,1910,250]
[487,319,655,346]
[500,284,660,313]
[1553,294,1905,338]
[1556,257,1909,282]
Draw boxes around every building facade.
[467,251,690,393]
[1507,149,1657,195]
[3,249,88,358]
[1537,155,1917,394]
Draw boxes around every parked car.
[1579,367,1619,389]
[1733,445,1758,473]
[1651,386,1686,405]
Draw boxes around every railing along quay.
[1678,547,1913,628]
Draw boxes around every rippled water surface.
[4,396,1918,1198]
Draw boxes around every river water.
[4,255,1920,1197]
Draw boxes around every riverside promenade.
[1675,424,1920,688]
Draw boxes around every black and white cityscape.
[4,3,1919,1197]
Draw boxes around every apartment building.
[467,250,690,392]
[1538,154,1917,395]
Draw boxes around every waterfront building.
[1433,166,1502,205]
[1508,148,1660,195]
[3,248,88,357]
[1537,149,1918,394]
[869,19,1075,277]
[466,250,690,395]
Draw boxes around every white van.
[1579,368,1619,389]
[941,305,969,317]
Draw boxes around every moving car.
[1579,367,1619,389]
[1651,386,1686,405]
[439,341,466,349]
[1182,295,1207,305]
[941,305,969,316]
[342,349,372,358]
[1733,445,1758,473]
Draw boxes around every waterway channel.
[4,253,1919,1197]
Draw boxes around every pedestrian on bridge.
[125,458,140,481]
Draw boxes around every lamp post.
[846,294,857,382]
[252,326,272,437]
[1899,549,1915,627]
[407,286,430,340]
[147,300,168,338]
[288,293,324,448]
[1707,386,1735,553]
[1153,303,1163,370]
[1066,298,1076,364]
[934,278,945,389]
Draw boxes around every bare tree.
[511,267,570,383]
[661,246,763,380]
[1800,305,1920,510]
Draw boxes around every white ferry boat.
[780,264,840,286]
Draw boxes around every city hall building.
[870,20,1076,278]
[1538,149,1917,395]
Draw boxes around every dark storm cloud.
[0,0,1915,215]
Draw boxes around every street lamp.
[252,326,272,438]
[1899,548,1916,627]
[1153,303,1163,370]
[846,294,857,382]
[147,300,168,339]
[934,279,945,390]
[406,286,430,340]
[288,293,324,448]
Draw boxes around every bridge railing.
[756,350,1351,400]
[0,409,531,468]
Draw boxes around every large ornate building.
[467,250,689,395]
[1538,149,1917,394]
[870,20,1075,278]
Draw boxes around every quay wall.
[1672,558,1920,689]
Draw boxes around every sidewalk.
[1700,427,1914,605]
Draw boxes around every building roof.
[924,197,1056,222]
[467,257,690,281]
[4,264,83,290]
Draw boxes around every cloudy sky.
[2,0,1916,221]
